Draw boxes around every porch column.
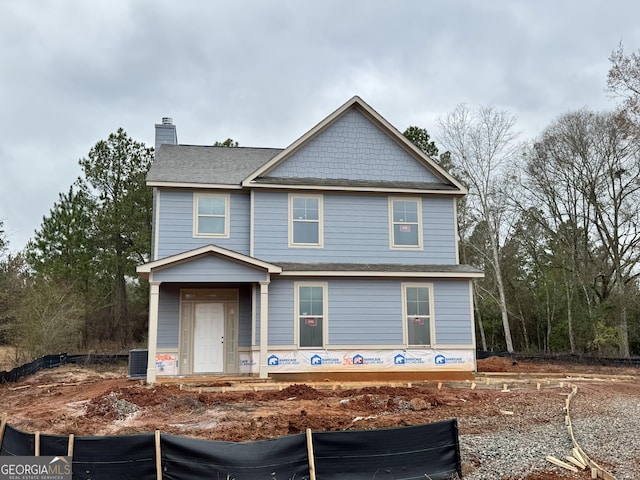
[259,280,270,379]
[146,281,161,384]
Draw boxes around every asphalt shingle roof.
[276,263,483,274]
[147,144,283,185]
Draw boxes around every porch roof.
[136,245,282,280]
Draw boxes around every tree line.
[0,45,639,361]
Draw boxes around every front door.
[193,303,225,373]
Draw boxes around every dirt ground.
[0,355,638,480]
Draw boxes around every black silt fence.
[312,420,461,480]
[161,432,310,480]
[0,420,461,479]
[0,353,128,384]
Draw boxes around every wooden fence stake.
[0,414,7,451]
[67,434,74,457]
[546,455,578,473]
[566,455,586,470]
[306,428,316,480]
[155,430,162,480]
[35,431,40,456]
[572,448,587,466]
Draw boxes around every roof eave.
[244,182,466,195]
[278,270,484,278]
[147,181,243,189]
[137,245,283,276]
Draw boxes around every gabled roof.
[147,145,282,188]
[146,96,465,195]
[136,244,282,280]
[242,96,467,194]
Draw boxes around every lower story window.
[297,283,326,347]
[404,284,432,346]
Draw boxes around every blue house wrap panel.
[253,191,457,264]
[152,255,269,283]
[434,280,473,345]
[155,190,251,259]
[267,109,441,184]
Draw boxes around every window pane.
[198,197,225,215]
[406,286,430,345]
[407,316,430,345]
[199,217,225,234]
[406,287,430,315]
[293,198,318,220]
[393,201,418,222]
[406,287,418,302]
[293,222,319,244]
[299,286,323,315]
[300,316,323,347]
[394,224,419,246]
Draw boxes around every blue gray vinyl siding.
[263,278,473,347]
[267,109,441,184]
[327,280,403,345]
[327,279,471,346]
[155,189,251,259]
[237,286,252,347]
[433,280,473,345]
[263,279,295,345]
[155,279,472,350]
[158,284,180,348]
[152,255,269,283]
[253,191,457,264]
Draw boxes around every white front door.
[193,303,225,373]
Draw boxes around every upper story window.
[389,197,423,249]
[403,283,433,346]
[289,194,323,247]
[194,193,229,237]
[296,282,327,348]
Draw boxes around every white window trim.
[193,192,230,238]
[401,282,435,347]
[294,281,328,348]
[289,193,324,247]
[388,197,423,250]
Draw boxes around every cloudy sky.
[1,0,639,252]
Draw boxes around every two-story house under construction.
[137,96,483,383]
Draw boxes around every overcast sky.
[1,0,639,252]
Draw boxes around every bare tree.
[437,104,521,353]
[521,111,597,353]
[523,109,640,357]
[608,43,640,120]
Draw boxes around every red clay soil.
[0,356,637,479]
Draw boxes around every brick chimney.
[155,117,178,151]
